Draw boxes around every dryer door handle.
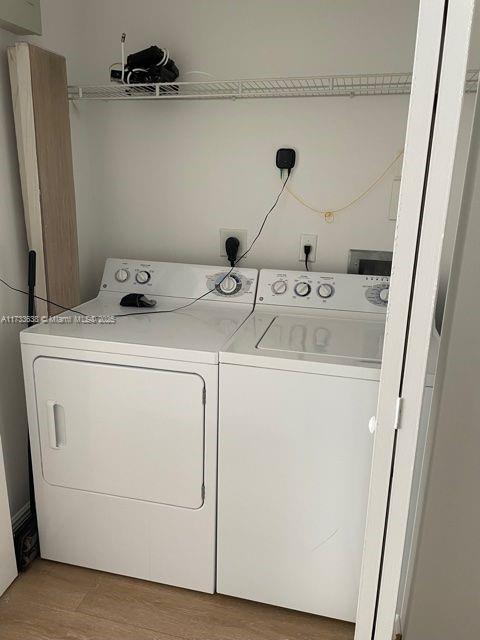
[46,401,67,449]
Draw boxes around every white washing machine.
[21,258,257,593]
[218,268,422,621]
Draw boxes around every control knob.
[218,275,239,295]
[115,268,130,283]
[294,282,311,297]
[135,270,151,284]
[318,283,334,299]
[366,283,390,306]
[271,280,287,295]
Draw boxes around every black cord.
[0,277,88,317]
[0,177,290,321]
[113,174,290,318]
[112,267,235,318]
[303,244,312,272]
[0,271,233,321]
[235,173,290,265]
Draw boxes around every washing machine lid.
[21,260,258,364]
[20,294,254,365]
[257,314,385,362]
[221,308,439,385]
[220,308,387,379]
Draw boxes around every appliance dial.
[115,268,130,283]
[271,280,288,295]
[135,270,151,284]
[317,283,334,299]
[365,283,390,306]
[217,274,241,295]
[294,282,311,297]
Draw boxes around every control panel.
[100,259,258,303]
[205,271,256,298]
[257,269,389,313]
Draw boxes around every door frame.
[355,0,476,637]
[373,1,476,637]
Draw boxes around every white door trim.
[355,1,448,636]
[0,433,17,596]
[373,1,476,636]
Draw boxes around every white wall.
[35,0,420,300]
[0,27,29,517]
[0,0,82,518]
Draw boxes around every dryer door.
[34,358,205,509]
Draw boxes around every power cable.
[0,176,289,320]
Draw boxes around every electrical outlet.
[389,177,402,221]
[299,234,317,263]
[219,229,247,257]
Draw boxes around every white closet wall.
[29,0,478,305]
[0,27,29,519]
[30,0,420,300]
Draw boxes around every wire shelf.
[68,71,479,101]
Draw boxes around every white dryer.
[21,259,257,593]
[217,268,435,621]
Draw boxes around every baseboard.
[11,501,31,533]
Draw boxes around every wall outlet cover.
[219,229,247,257]
[298,233,317,263]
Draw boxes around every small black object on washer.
[120,293,157,308]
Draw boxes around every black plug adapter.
[303,244,312,271]
[225,236,240,267]
[276,148,296,175]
